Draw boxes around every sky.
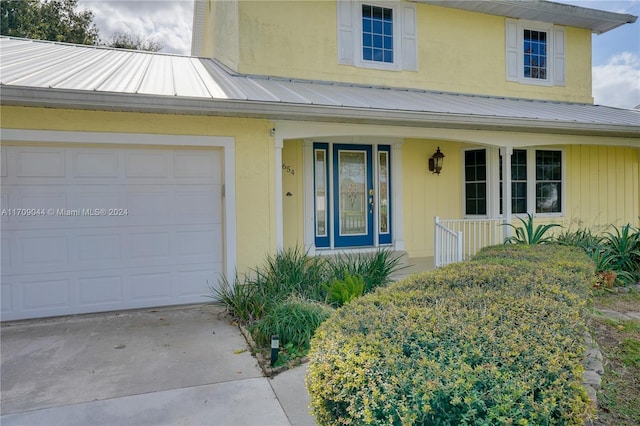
[78,0,640,109]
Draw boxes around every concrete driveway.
[0,304,306,425]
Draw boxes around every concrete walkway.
[0,304,312,425]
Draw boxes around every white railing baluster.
[434,217,507,267]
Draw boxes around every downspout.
[500,147,513,240]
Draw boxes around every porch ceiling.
[1,37,639,138]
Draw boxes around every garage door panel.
[174,151,222,182]
[1,237,10,269]
[16,150,65,178]
[1,282,13,313]
[22,235,69,265]
[1,145,7,177]
[73,151,119,178]
[22,278,71,311]
[69,190,122,211]
[1,145,225,321]
[129,232,170,259]
[175,189,222,221]
[176,268,220,298]
[78,234,121,262]
[126,151,170,178]
[174,225,222,262]
[130,272,171,300]
[78,275,123,305]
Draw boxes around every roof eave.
[412,0,637,34]
[2,86,639,138]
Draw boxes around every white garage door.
[1,145,224,321]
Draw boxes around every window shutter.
[554,27,566,86]
[337,0,355,65]
[505,19,519,81]
[401,4,418,71]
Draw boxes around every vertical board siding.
[566,145,640,229]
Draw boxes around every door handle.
[369,189,374,213]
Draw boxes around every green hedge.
[307,245,595,425]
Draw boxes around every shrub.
[504,213,562,245]
[554,223,640,286]
[325,272,365,307]
[326,249,404,293]
[249,296,333,351]
[211,247,327,322]
[307,245,594,425]
[213,247,403,323]
[601,223,640,285]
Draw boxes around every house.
[1,0,638,321]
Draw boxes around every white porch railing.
[434,217,506,267]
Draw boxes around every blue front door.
[333,144,374,247]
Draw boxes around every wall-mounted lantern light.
[428,147,445,175]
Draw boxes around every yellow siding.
[282,139,305,248]
[1,106,276,272]
[565,145,640,229]
[401,139,463,257]
[206,1,593,103]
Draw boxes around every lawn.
[590,288,640,425]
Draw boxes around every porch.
[392,216,507,280]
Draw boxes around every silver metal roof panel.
[1,37,638,136]
[413,1,637,34]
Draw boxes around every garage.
[1,142,226,321]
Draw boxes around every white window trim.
[337,0,417,72]
[463,146,566,219]
[506,19,565,87]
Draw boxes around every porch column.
[275,130,284,250]
[500,147,513,239]
[392,142,405,250]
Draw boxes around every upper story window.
[337,0,417,71]
[362,5,394,63]
[524,29,546,79]
[506,19,565,86]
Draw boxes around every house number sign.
[282,163,295,175]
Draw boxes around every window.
[500,149,527,214]
[464,149,487,215]
[362,5,394,63]
[506,19,565,86]
[337,1,417,71]
[466,148,564,217]
[524,29,546,79]
[536,150,562,213]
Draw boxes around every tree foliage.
[1,0,99,45]
[106,31,162,52]
[1,0,163,52]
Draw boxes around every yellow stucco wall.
[1,106,276,273]
[204,1,593,103]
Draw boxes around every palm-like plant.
[504,213,562,245]
[601,223,640,284]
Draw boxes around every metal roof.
[1,37,639,137]
[413,1,637,34]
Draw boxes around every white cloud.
[80,1,193,55]
[592,52,640,109]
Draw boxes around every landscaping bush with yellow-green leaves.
[307,245,596,425]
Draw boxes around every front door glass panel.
[333,144,373,247]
